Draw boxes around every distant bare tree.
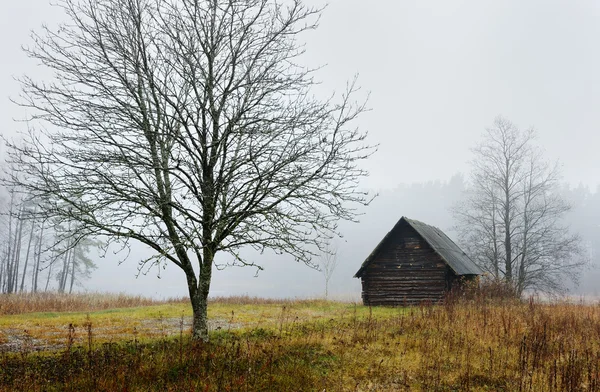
[1,152,98,294]
[2,188,25,294]
[0,191,8,292]
[454,117,587,296]
[19,207,37,293]
[30,219,45,293]
[0,178,95,294]
[55,232,98,294]
[6,0,374,340]
[319,242,338,299]
[0,185,36,294]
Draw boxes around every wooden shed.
[354,216,483,306]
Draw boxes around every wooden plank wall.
[361,223,452,306]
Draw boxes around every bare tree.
[69,239,98,294]
[19,210,37,292]
[3,190,25,294]
[0,183,95,294]
[318,242,338,299]
[6,0,374,340]
[30,220,45,293]
[0,191,8,292]
[453,117,587,296]
[55,234,98,294]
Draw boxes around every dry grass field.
[0,293,599,391]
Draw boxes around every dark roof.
[354,216,484,278]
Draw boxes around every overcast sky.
[1,1,599,299]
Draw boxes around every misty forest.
[1,0,600,391]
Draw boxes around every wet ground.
[0,317,242,353]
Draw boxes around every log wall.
[360,222,455,306]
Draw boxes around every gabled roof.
[354,216,483,278]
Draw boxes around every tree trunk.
[517,226,528,297]
[0,252,6,293]
[58,247,71,293]
[5,193,15,294]
[45,261,53,292]
[190,289,209,341]
[32,223,45,293]
[517,256,526,296]
[189,249,213,341]
[504,174,512,284]
[491,201,500,278]
[69,245,77,294]
[20,218,37,292]
[9,213,25,294]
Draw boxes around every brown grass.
[207,294,330,306]
[1,294,600,391]
[0,292,187,315]
[0,292,333,316]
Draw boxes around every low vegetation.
[0,292,183,315]
[0,292,300,316]
[0,293,599,391]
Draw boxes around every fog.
[1,1,599,299]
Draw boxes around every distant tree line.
[0,173,97,294]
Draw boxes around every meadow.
[0,292,599,391]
